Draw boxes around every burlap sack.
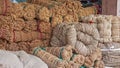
[0,0,12,15]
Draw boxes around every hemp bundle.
[37,7,51,22]
[70,54,85,66]
[33,47,68,68]
[23,4,36,20]
[10,3,24,18]
[1,30,41,42]
[38,21,51,34]
[94,60,105,68]
[51,23,99,56]
[0,0,12,15]
[111,17,120,43]
[24,20,37,32]
[41,45,73,61]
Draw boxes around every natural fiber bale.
[65,61,81,68]
[51,15,63,28]
[111,17,120,42]
[0,0,12,15]
[94,60,105,68]
[70,54,85,66]
[84,56,94,68]
[18,42,30,53]
[6,43,19,51]
[33,47,68,68]
[41,33,51,40]
[12,18,25,31]
[38,21,51,34]
[10,3,24,18]
[24,20,37,32]
[42,45,73,61]
[23,4,36,20]
[51,23,99,56]
[37,7,50,22]
[1,30,41,42]
[97,17,112,43]
[30,39,44,48]
[27,0,50,6]
[51,23,76,47]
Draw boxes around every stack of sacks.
[33,45,104,68]
[51,23,99,56]
[0,0,12,15]
[0,50,48,68]
[98,42,120,67]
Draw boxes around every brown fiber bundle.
[37,7,51,22]
[94,60,105,68]
[10,3,24,18]
[24,20,37,32]
[41,45,73,61]
[0,0,12,15]
[23,4,36,20]
[33,47,68,68]
[38,21,51,34]
[1,30,41,42]
[71,54,85,66]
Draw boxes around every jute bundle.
[65,61,81,68]
[24,20,37,32]
[51,23,99,56]
[23,4,36,20]
[41,33,51,40]
[1,30,41,42]
[111,17,120,42]
[41,45,73,61]
[51,15,63,28]
[10,3,24,18]
[33,47,68,68]
[38,21,51,34]
[97,17,112,43]
[94,60,105,68]
[37,7,51,22]
[70,54,85,66]
[27,0,50,6]
[0,0,12,15]
[12,18,25,31]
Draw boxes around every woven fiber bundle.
[33,47,68,68]
[0,30,41,42]
[40,45,73,61]
[23,4,36,20]
[10,3,24,18]
[0,0,12,15]
[37,7,51,22]
[111,17,120,43]
[51,23,99,56]
[94,60,105,68]
[24,20,37,32]
[70,54,85,66]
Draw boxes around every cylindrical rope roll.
[40,45,73,61]
[0,0,12,15]
[70,54,85,66]
[33,47,68,68]
[94,60,105,68]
